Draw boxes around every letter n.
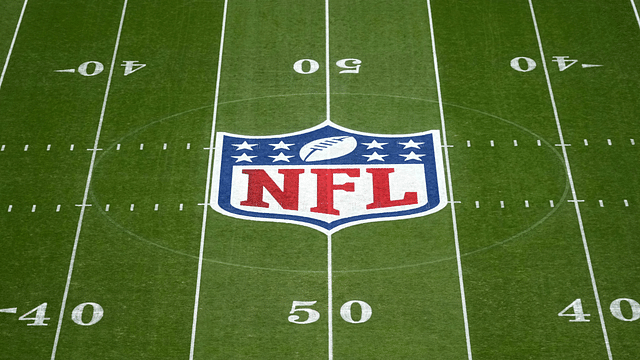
[240,169,304,210]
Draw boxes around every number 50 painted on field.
[293,59,362,74]
[288,300,372,324]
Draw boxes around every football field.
[1,0,640,359]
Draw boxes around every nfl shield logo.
[211,121,448,234]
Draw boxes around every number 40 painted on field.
[559,298,640,322]
[293,59,362,74]
[17,302,104,326]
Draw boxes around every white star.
[398,139,424,149]
[269,141,295,150]
[399,151,426,161]
[231,153,257,162]
[232,141,258,151]
[362,152,388,162]
[269,152,295,162]
[362,140,388,149]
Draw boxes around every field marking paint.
[325,0,331,122]
[325,1,334,358]
[0,0,28,92]
[528,1,613,359]
[632,0,640,30]
[50,1,128,359]
[327,233,333,360]
[189,0,228,358]
[426,1,473,358]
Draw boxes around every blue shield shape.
[211,121,447,234]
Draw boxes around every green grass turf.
[1,0,639,359]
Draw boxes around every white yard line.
[0,0,28,92]
[325,1,334,359]
[325,0,331,122]
[631,0,640,30]
[189,0,229,358]
[425,1,473,359]
[527,1,613,359]
[327,233,334,360]
[50,1,129,359]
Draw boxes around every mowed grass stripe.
[528,1,613,358]
[330,0,467,358]
[426,0,473,356]
[531,1,640,357]
[51,1,129,359]
[49,0,222,358]
[431,0,612,358]
[196,1,329,358]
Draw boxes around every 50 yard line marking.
[325,1,333,359]
[50,1,129,359]
[426,1,473,359]
[527,1,613,359]
[0,0,28,92]
[189,0,229,359]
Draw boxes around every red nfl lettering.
[310,168,360,215]
[240,169,304,210]
[366,168,418,209]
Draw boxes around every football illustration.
[299,136,358,162]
